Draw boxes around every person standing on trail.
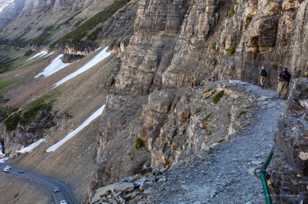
[0,139,4,155]
[277,68,291,99]
[259,66,268,88]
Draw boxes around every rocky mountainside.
[0,0,114,45]
[0,0,23,28]
[112,0,308,95]
[89,0,308,202]
[0,0,307,204]
[91,82,286,204]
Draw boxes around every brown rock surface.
[92,81,258,201]
[112,0,308,95]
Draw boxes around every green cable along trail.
[257,149,274,204]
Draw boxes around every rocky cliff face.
[1,0,308,203]
[269,78,308,204]
[88,0,308,202]
[89,81,258,202]
[113,0,308,95]
[0,94,70,154]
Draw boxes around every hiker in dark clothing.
[0,139,4,154]
[259,66,268,88]
[278,68,291,99]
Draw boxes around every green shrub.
[228,6,236,17]
[226,47,236,56]
[21,97,53,124]
[134,137,145,150]
[0,80,11,92]
[212,90,225,104]
[5,112,21,131]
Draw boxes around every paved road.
[0,163,78,204]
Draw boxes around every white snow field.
[0,0,14,13]
[0,157,8,163]
[27,50,49,61]
[0,152,5,158]
[45,51,55,57]
[35,54,71,78]
[17,139,46,154]
[46,105,106,152]
[54,47,111,87]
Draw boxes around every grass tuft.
[212,90,225,104]
[226,47,236,56]
[134,137,145,150]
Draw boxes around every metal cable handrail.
[255,149,274,204]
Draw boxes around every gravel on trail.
[151,84,286,204]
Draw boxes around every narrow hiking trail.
[151,84,287,204]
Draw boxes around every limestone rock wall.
[113,0,308,95]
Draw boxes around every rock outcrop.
[0,95,70,154]
[269,78,308,203]
[90,81,259,203]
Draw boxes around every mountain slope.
[0,0,307,204]
[0,0,115,45]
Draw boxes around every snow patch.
[54,47,111,87]
[35,54,71,78]
[0,150,8,163]
[45,51,55,57]
[46,105,106,153]
[0,157,8,163]
[17,139,46,154]
[0,0,14,13]
[27,50,49,61]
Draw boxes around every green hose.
[257,150,274,204]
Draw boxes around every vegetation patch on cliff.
[225,47,236,56]
[55,0,130,45]
[4,93,56,131]
[134,137,145,150]
[212,90,225,104]
[31,26,57,46]
[0,80,12,93]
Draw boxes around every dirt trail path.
[152,84,286,204]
